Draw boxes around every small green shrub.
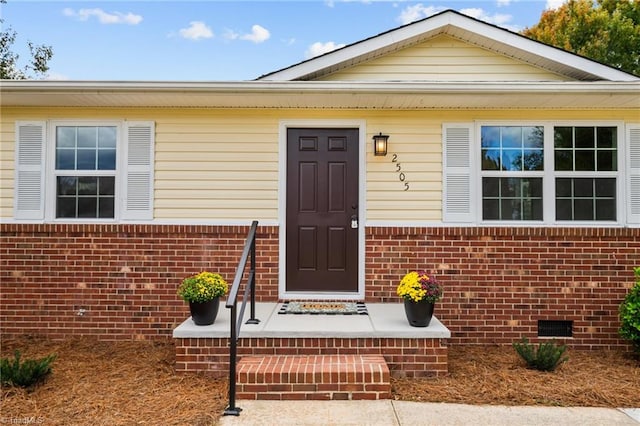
[513,337,568,372]
[619,267,640,357]
[1,350,56,388]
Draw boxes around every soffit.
[1,81,638,109]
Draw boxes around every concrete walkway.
[218,401,640,426]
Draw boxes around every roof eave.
[1,80,638,109]
[258,10,638,83]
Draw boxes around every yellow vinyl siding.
[1,107,638,222]
[319,35,570,82]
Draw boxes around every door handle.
[350,215,358,229]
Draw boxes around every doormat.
[278,301,368,315]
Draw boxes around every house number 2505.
[391,154,410,191]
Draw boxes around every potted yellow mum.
[397,271,443,327]
[177,272,228,325]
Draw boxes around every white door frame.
[278,119,367,300]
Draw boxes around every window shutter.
[14,122,46,220]
[122,121,154,220]
[442,123,474,223]
[628,124,640,224]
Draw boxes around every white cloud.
[63,8,142,25]
[397,4,446,25]
[179,21,214,41]
[546,0,567,9]
[305,41,346,59]
[497,0,512,6]
[240,25,271,43]
[224,25,271,43]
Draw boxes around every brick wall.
[1,223,638,349]
[366,226,639,349]
[0,223,279,340]
[174,337,448,378]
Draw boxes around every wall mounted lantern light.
[373,133,389,156]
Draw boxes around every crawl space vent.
[538,320,573,337]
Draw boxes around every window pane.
[554,150,572,171]
[56,197,76,218]
[556,199,572,220]
[483,177,499,197]
[556,178,571,197]
[482,177,542,221]
[554,127,572,148]
[523,149,543,171]
[56,127,76,148]
[555,178,616,221]
[574,199,593,220]
[595,178,616,197]
[575,150,595,171]
[99,198,115,218]
[77,149,97,170]
[501,199,520,220]
[56,176,114,219]
[483,199,500,220]
[98,127,117,148]
[56,149,76,170]
[574,178,593,197]
[482,149,501,170]
[502,127,521,148]
[597,151,616,171]
[98,149,116,170]
[501,149,522,171]
[481,126,500,148]
[523,127,543,148]
[77,127,97,148]
[57,176,77,196]
[78,177,97,195]
[575,127,594,148]
[99,177,115,195]
[596,199,616,220]
[597,127,616,148]
[78,198,97,218]
[501,178,518,197]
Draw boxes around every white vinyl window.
[15,120,154,222]
[54,125,118,219]
[478,122,622,224]
[442,121,631,225]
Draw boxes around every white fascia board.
[2,79,638,93]
[449,14,638,82]
[259,12,456,81]
[259,11,638,82]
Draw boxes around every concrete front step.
[236,354,391,401]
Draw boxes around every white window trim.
[474,121,625,226]
[45,120,123,222]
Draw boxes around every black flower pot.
[189,298,220,325]
[403,299,435,327]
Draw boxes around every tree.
[0,0,53,79]
[522,0,640,76]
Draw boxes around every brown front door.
[286,128,359,293]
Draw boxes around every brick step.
[236,354,391,401]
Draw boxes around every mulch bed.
[393,345,640,407]
[1,337,639,425]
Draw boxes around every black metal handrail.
[223,220,260,416]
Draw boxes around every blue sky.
[2,0,567,81]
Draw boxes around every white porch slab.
[173,302,451,339]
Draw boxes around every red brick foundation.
[235,355,391,400]
[366,226,639,349]
[1,223,637,349]
[174,337,448,378]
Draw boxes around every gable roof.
[257,9,638,82]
